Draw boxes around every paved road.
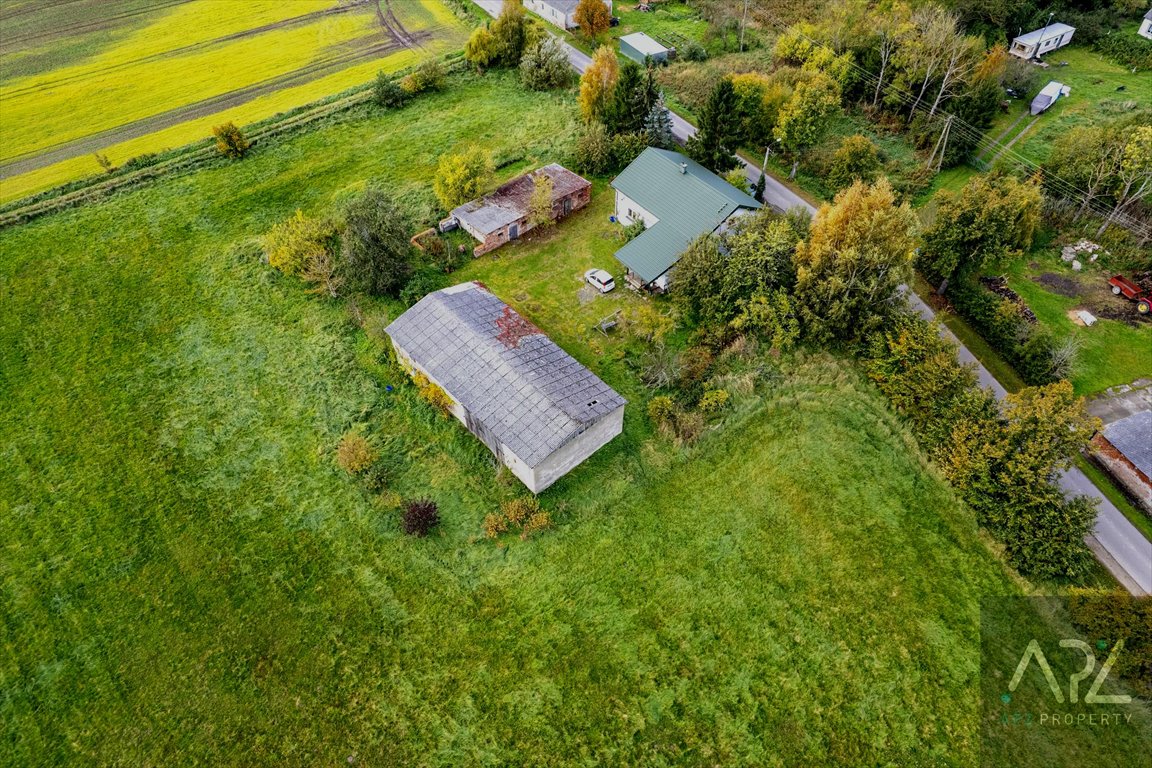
[908,292,1151,595]
[474,0,814,215]
[474,0,1151,595]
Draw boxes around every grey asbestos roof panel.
[1104,411,1152,478]
[385,283,625,467]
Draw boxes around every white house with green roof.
[611,148,761,291]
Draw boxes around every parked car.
[584,268,616,293]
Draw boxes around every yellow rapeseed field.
[0,0,466,203]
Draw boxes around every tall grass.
[1,72,1147,765]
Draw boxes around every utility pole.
[740,0,750,52]
[1036,12,1054,60]
[927,115,953,173]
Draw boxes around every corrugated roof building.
[611,147,760,290]
[385,282,626,492]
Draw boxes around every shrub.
[485,497,551,539]
[502,497,539,526]
[340,189,414,297]
[1066,588,1152,698]
[520,510,553,539]
[723,168,750,194]
[412,371,454,413]
[361,461,389,493]
[621,219,646,241]
[698,388,730,414]
[673,409,706,444]
[264,210,337,277]
[826,135,880,190]
[647,395,676,425]
[374,72,409,108]
[434,146,494,210]
[402,498,440,537]
[401,59,446,95]
[212,122,250,159]
[482,512,510,538]
[681,41,707,62]
[336,432,376,474]
[400,269,447,306]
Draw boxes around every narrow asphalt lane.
[473,0,1151,595]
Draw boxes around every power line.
[748,9,1152,239]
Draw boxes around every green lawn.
[987,45,1151,167]
[992,257,1152,396]
[2,70,1148,765]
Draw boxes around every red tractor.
[1108,275,1151,314]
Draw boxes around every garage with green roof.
[611,148,760,291]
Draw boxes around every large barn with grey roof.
[385,282,626,493]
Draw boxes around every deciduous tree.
[918,174,1042,285]
[773,73,840,178]
[528,173,555,229]
[465,26,500,71]
[826,134,880,189]
[578,46,619,122]
[433,146,493,210]
[340,189,414,297]
[213,121,249,159]
[793,178,918,343]
[574,0,612,38]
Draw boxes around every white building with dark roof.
[525,0,612,30]
[385,282,625,492]
[1010,22,1076,59]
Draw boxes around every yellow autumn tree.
[793,177,917,343]
[578,46,619,123]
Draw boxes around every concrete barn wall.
[473,186,591,257]
[529,404,625,492]
[391,340,622,494]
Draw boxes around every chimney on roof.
[679,163,687,174]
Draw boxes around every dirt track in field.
[0,0,434,181]
[3,1,375,98]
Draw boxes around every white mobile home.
[1010,23,1076,59]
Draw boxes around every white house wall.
[614,190,659,228]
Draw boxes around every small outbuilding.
[1139,9,1152,40]
[450,164,591,257]
[1030,80,1070,115]
[619,32,673,65]
[1009,22,1076,59]
[386,282,626,493]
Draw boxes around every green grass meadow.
[1,72,1148,765]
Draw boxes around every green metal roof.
[611,148,761,283]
